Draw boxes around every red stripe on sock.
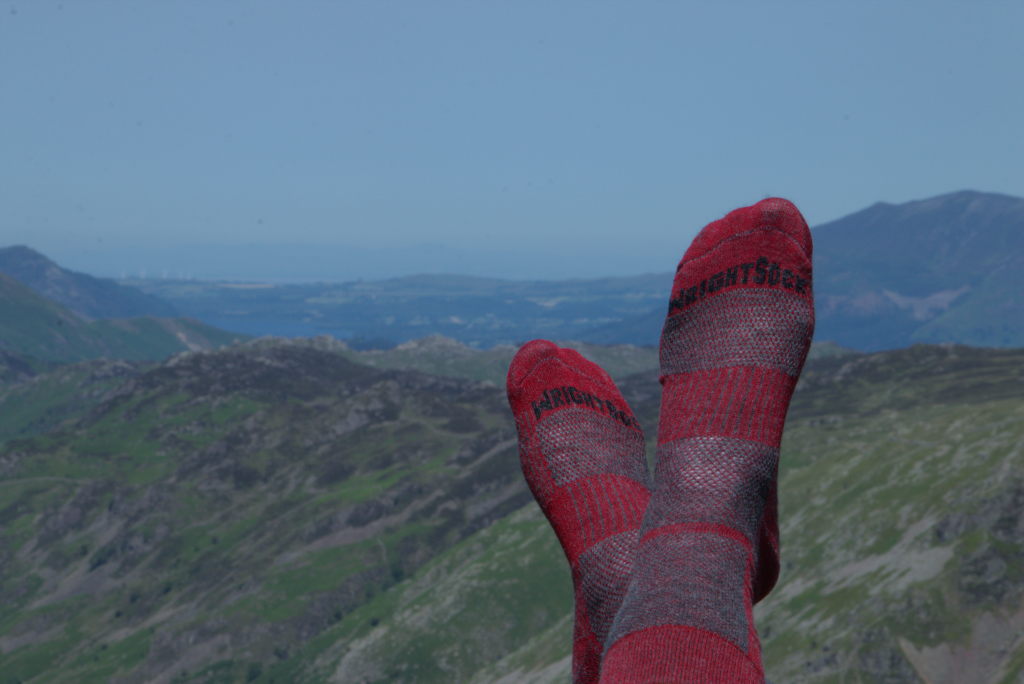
[548,476,650,565]
[639,521,753,550]
[658,367,796,445]
[599,624,763,684]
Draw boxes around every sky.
[1,1,1022,281]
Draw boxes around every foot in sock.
[507,340,651,683]
[600,198,815,683]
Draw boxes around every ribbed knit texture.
[600,198,815,683]
[507,340,651,683]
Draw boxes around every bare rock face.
[948,483,1024,607]
[856,628,922,683]
[0,350,38,386]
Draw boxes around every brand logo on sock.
[532,386,640,429]
[669,256,811,312]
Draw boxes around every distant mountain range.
[120,189,1024,351]
[2,190,1022,354]
[1,338,1021,682]
[119,272,672,348]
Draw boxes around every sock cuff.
[600,624,763,683]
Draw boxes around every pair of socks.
[506,198,815,683]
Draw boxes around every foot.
[507,340,651,683]
[601,198,814,683]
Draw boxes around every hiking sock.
[507,340,651,683]
[600,198,815,683]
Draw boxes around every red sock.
[600,198,815,683]
[507,340,651,683]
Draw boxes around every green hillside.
[345,335,660,387]
[0,273,244,363]
[760,345,1024,682]
[0,341,1020,682]
[342,334,853,387]
[0,358,140,445]
[0,341,528,683]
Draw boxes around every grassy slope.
[0,343,528,684]
[298,505,572,684]
[0,274,99,362]
[0,359,140,444]
[348,336,659,387]
[347,335,852,388]
[0,274,243,363]
[86,317,244,361]
[759,346,1024,683]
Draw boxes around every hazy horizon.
[3,2,1022,281]
[6,187,1021,283]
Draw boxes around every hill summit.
[0,245,177,320]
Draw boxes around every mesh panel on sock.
[606,531,750,652]
[660,289,813,377]
[577,529,640,645]
[537,408,648,487]
[644,437,778,543]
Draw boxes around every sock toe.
[507,339,561,394]
[678,197,811,271]
[754,197,812,258]
[558,347,618,387]
[666,198,814,324]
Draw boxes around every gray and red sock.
[600,198,815,683]
[507,340,651,683]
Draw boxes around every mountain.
[0,245,178,320]
[812,190,1024,350]
[1,339,1021,682]
[0,273,243,363]
[123,190,1024,351]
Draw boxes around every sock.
[507,340,651,683]
[600,198,815,683]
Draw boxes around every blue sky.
[1,1,1022,280]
